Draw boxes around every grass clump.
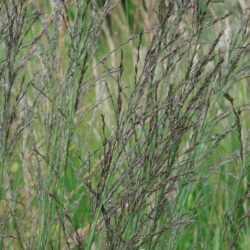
[0,0,250,249]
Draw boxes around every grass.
[0,0,250,249]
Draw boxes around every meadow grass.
[0,0,250,249]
